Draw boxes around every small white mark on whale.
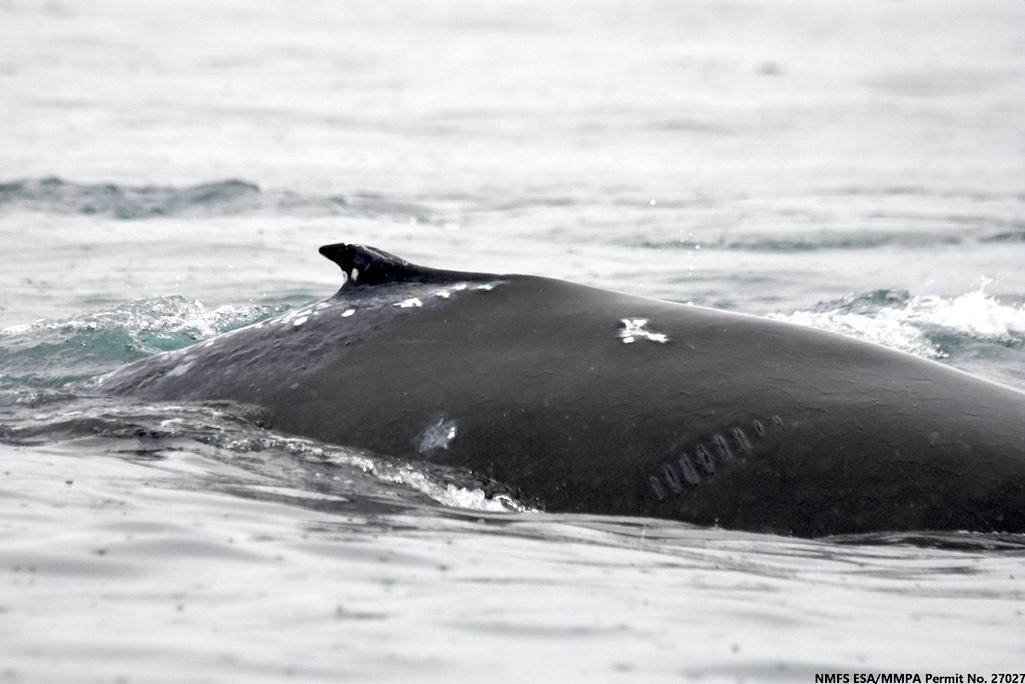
[395,298,423,308]
[619,318,669,344]
[341,308,356,317]
[350,268,360,283]
[419,418,458,451]
[167,361,194,377]
[435,290,451,299]
[293,316,308,326]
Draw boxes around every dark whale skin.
[100,244,1025,537]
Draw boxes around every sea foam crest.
[769,282,1025,359]
[1,295,288,349]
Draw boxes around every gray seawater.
[2,0,1025,681]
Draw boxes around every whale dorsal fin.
[318,243,493,288]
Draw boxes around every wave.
[0,177,433,222]
[0,295,289,388]
[634,226,1025,253]
[768,283,1025,360]
[627,187,1025,253]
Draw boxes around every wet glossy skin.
[102,245,1025,537]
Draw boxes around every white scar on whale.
[619,318,669,344]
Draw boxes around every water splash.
[0,296,290,387]
[769,281,1025,359]
[3,295,285,344]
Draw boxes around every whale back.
[98,244,1025,537]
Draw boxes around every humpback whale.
[100,244,1025,537]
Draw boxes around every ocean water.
[2,0,1025,681]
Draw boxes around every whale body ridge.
[100,243,1025,537]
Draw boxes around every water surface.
[2,0,1025,681]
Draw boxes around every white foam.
[0,296,290,352]
[768,281,1025,359]
[341,308,356,317]
[436,485,527,513]
[324,449,533,513]
[0,322,32,335]
[910,285,1025,341]
[769,309,936,357]
[395,297,423,308]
